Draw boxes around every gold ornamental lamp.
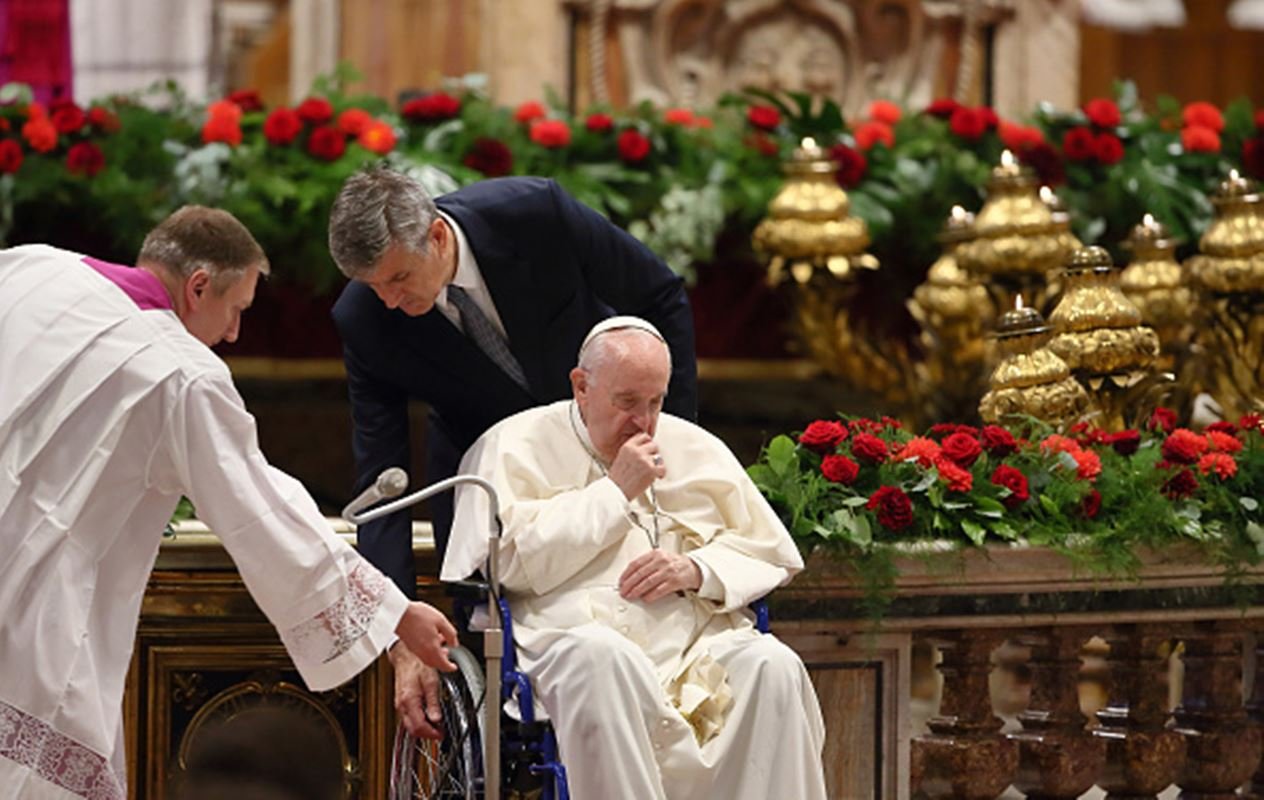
[1121,213,1194,360]
[1185,170,1264,417]
[979,297,1089,426]
[955,150,1081,314]
[1047,246,1164,430]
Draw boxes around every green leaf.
[765,435,798,477]
[842,496,870,508]
[961,518,987,546]
[850,513,873,546]
[974,496,1007,516]
[1241,497,1260,512]
[1039,494,1060,515]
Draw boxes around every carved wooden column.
[1242,629,1264,799]
[1007,626,1105,798]
[1174,621,1262,798]
[1094,623,1186,799]
[912,630,1017,799]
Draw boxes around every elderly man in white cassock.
[443,316,828,799]
[0,207,458,800]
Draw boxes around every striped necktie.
[446,284,528,390]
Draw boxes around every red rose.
[206,100,242,124]
[296,96,334,124]
[999,121,1044,151]
[924,97,959,119]
[867,486,914,531]
[201,115,242,146]
[940,432,983,467]
[462,137,513,177]
[1161,428,1208,465]
[990,465,1029,508]
[1094,132,1124,165]
[585,113,613,132]
[948,107,987,140]
[86,106,120,133]
[65,141,105,177]
[358,121,396,155]
[616,129,651,163]
[980,425,1018,457]
[262,108,302,145]
[1198,452,1237,480]
[403,92,461,122]
[821,454,860,485]
[1106,429,1141,455]
[746,104,781,131]
[50,103,85,134]
[1083,97,1121,128]
[935,456,973,493]
[798,420,848,453]
[1081,489,1102,519]
[1017,141,1065,185]
[1182,101,1224,132]
[337,108,373,137]
[829,143,867,188]
[853,120,895,150]
[529,119,572,148]
[1162,468,1199,499]
[21,117,57,152]
[867,100,902,126]
[929,423,959,438]
[663,107,694,126]
[227,89,263,112]
[1181,125,1221,153]
[745,133,779,157]
[0,139,22,173]
[851,433,890,464]
[514,100,547,124]
[306,124,346,161]
[1206,430,1243,454]
[1148,407,1178,433]
[882,416,905,430]
[894,437,941,468]
[1072,449,1102,481]
[1062,127,1096,161]
[977,107,999,129]
[1239,413,1263,433]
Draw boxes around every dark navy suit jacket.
[332,177,698,597]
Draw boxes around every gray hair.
[328,166,439,279]
[137,205,269,293]
[577,327,672,384]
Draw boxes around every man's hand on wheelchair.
[388,643,446,740]
[618,550,701,603]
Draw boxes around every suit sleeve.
[548,181,698,420]
[342,339,417,599]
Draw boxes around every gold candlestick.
[979,297,1089,425]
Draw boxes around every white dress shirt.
[433,211,510,340]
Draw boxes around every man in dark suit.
[328,167,697,737]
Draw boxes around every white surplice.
[0,246,409,800]
[443,400,827,800]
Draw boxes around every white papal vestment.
[0,246,409,799]
[443,400,827,800]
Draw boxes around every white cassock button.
[660,719,671,729]
[620,625,630,634]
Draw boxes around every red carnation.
[1017,141,1065,185]
[358,121,396,155]
[1094,132,1124,165]
[867,486,914,531]
[403,92,461,122]
[894,437,941,468]
[1206,430,1243,454]
[50,103,85,134]
[1072,449,1102,481]
[1081,489,1102,519]
[1062,127,1096,161]
[853,120,895,150]
[514,100,547,124]
[1182,101,1224,132]
[227,89,263,112]
[1040,434,1081,456]
[86,106,120,133]
[949,107,987,140]
[22,116,57,152]
[306,124,346,161]
[262,108,302,145]
[0,139,23,173]
[1162,428,1208,465]
[462,137,514,177]
[1148,407,1178,433]
[1198,452,1237,480]
[1070,422,1110,447]
[585,113,613,132]
[1000,121,1044,151]
[981,425,1018,457]
[941,432,983,467]
[867,99,902,126]
[296,96,334,124]
[821,454,860,485]
[935,456,974,493]
[529,119,572,148]
[65,141,105,177]
[799,420,848,453]
[1239,413,1263,433]
[337,107,373,137]
[1106,429,1141,455]
[1083,97,1121,128]
[829,143,867,188]
[924,97,959,119]
[990,465,1029,508]
[978,107,999,129]
[1182,125,1220,153]
[1206,421,1238,435]
[851,433,890,464]
[663,107,694,126]
[746,104,781,131]
[1162,468,1199,499]
[616,129,651,163]
[201,115,242,146]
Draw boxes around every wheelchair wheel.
[389,645,486,799]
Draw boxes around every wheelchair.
[344,470,770,800]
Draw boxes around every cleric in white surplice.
[443,317,827,800]
[0,208,457,800]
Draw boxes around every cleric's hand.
[618,550,702,603]
[608,433,665,500]
[388,643,444,739]
[395,601,458,672]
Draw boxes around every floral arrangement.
[749,410,1264,613]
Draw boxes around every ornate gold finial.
[1120,213,1195,367]
[1184,170,1264,294]
[980,295,1090,425]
